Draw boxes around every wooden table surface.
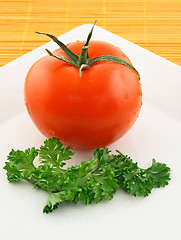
[0,0,181,67]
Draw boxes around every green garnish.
[3,137,171,213]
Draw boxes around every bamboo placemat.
[0,0,181,67]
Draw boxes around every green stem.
[36,21,140,79]
[78,46,89,65]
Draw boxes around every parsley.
[3,137,171,213]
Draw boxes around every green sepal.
[35,31,79,63]
[89,55,140,79]
[45,49,78,67]
[84,20,97,47]
[83,20,97,59]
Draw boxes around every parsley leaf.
[39,137,74,168]
[114,152,171,197]
[43,192,65,213]
[4,148,38,182]
[3,137,171,213]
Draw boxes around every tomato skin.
[24,40,142,149]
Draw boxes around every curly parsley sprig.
[3,137,171,213]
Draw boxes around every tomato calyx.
[36,21,140,78]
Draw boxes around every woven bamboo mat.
[0,0,181,67]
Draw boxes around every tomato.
[24,28,142,149]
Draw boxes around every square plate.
[0,24,181,240]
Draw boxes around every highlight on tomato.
[24,21,142,149]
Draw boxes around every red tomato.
[24,40,142,149]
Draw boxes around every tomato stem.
[36,21,140,79]
[78,46,89,66]
[79,64,89,77]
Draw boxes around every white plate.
[0,24,181,240]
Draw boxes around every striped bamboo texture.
[0,0,181,67]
